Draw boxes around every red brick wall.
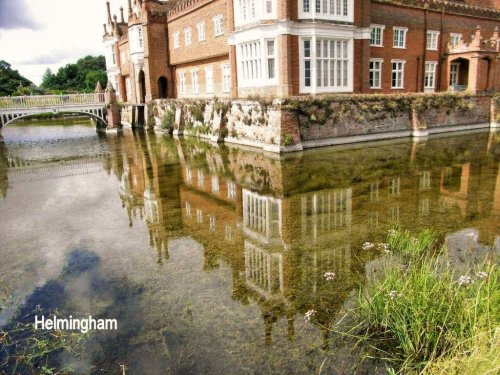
[369,2,500,94]
[172,55,230,98]
[464,0,500,9]
[168,0,229,66]
[144,22,171,100]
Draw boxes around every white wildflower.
[304,309,316,323]
[388,229,397,237]
[378,243,390,253]
[362,242,375,250]
[476,272,488,279]
[388,291,400,300]
[457,275,473,286]
[324,272,335,281]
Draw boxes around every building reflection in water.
[3,129,498,346]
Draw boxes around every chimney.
[120,7,125,23]
[106,1,112,24]
[128,0,133,16]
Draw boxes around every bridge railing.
[0,93,106,109]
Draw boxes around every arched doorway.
[137,70,146,126]
[449,58,469,91]
[138,70,146,104]
[158,76,168,99]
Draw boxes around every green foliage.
[161,106,176,131]
[282,93,477,126]
[0,60,33,96]
[355,229,500,374]
[41,55,107,93]
[0,310,91,373]
[282,134,294,146]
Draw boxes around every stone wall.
[422,96,490,130]
[143,93,499,153]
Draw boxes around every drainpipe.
[422,2,429,92]
[436,6,445,91]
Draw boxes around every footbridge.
[0,93,108,129]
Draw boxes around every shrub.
[161,107,176,131]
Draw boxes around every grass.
[353,229,499,374]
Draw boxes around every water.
[0,120,499,374]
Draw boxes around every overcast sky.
[0,0,127,85]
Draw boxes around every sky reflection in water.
[0,122,499,374]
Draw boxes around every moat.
[0,120,499,374]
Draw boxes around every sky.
[0,0,128,85]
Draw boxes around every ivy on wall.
[281,93,479,126]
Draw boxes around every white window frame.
[370,24,385,47]
[450,62,460,86]
[205,66,214,93]
[426,30,440,51]
[222,64,231,93]
[393,27,408,49]
[450,33,462,48]
[184,27,192,46]
[236,38,279,87]
[129,25,144,54]
[299,0,354,23]
[299,36,353,94]
[266,39,276,79]
[424,61,437,91]
[369,58,383,89]
[197,22,206,42]
[179,71,186,94]
[213,15,224,36]
[173,31,180,49]
[391,59,405,89]
[191,70,199,93]
[234,0,277,27]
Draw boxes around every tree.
[0,60,33,96]
[84,70,107,91]
[41,55,108,93]
[41,68,56,89]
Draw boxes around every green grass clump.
[355,229,499,374]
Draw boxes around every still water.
[0,120,499,374]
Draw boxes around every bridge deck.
[0,93,105,110]
[0,93,107,128]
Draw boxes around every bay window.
[129,25,144,54]
[237,38,278,87]
[234,0,276,27]
[300,37,353,93]
[299,0,353,22]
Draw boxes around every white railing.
[0,93,106,109]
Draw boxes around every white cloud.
[0,0,128,85]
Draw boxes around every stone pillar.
[468,56,480,94]
[411,109,429,138]
[263,103,303,153]
[104,81,122,132]
[172,105,184,137]
[491,96,499,129]
[211,103,227,143]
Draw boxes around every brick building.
[103,0,500,102]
